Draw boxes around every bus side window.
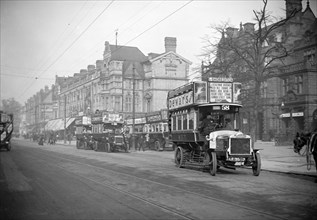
[183,114,188,130]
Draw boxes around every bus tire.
[252,151,261,176]
[154,140,161,151]
[175,146,184,168]
[210,151,217,176]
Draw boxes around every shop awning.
[66,118,75,128]
[42,118,76,131]
[54,119,65,131]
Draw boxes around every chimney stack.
[164,37,177,53]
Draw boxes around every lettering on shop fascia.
[147,114,161,123]
[279,112,304,118]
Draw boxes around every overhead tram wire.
[34,1,89,74]
[104,0,193,62]
[19,0,192,101]
[18,0,115,101]
[65,1,161,71]
[18,1,90,100]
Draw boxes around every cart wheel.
[154,141,161,151]
[6,142,11,151]
[209,151,217,176]
[175,146,184,168]
[252,152,261,176]
[107,143,112,153]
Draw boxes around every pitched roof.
[109,45,147,62]
[122,61,145,78]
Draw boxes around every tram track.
[17,144,292,220]
[16,141,316,198]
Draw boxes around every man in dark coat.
[199,115,218,136]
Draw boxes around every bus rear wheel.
[175,146,184,168]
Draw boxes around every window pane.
[172,116,176,131]
[183,114,187,130]
[177,115,182,130]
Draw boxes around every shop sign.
[280,113,291,118]
[126,117,146,125]
[292,112,304,117]
[147,114,161,123]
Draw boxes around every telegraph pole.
[132,63,136,150]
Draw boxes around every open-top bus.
[167,78,261,176]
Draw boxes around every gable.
[149,51,192,65]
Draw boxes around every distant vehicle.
[167,77,261,176]
[0,111,13,151]
[100,112,127,153]
[74,115,93,150]
[126,109,172,151]
[75,112,127,152]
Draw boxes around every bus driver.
[199,114,219,136]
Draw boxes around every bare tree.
[200,0,300,140]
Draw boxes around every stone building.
[262,0,317,142]
[142,37,191,112]
[202,0,316,142]
[53,37,191,122]
[25,85,56,133]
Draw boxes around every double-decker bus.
[167,78,261,176]
[143,109,169,151]
[0,111,13,151]
[126,109,171,151]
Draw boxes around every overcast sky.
[1,0,316,105]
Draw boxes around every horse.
[293,132,317,179]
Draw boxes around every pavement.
[42,139,317,177]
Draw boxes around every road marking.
[0,153,32,192]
